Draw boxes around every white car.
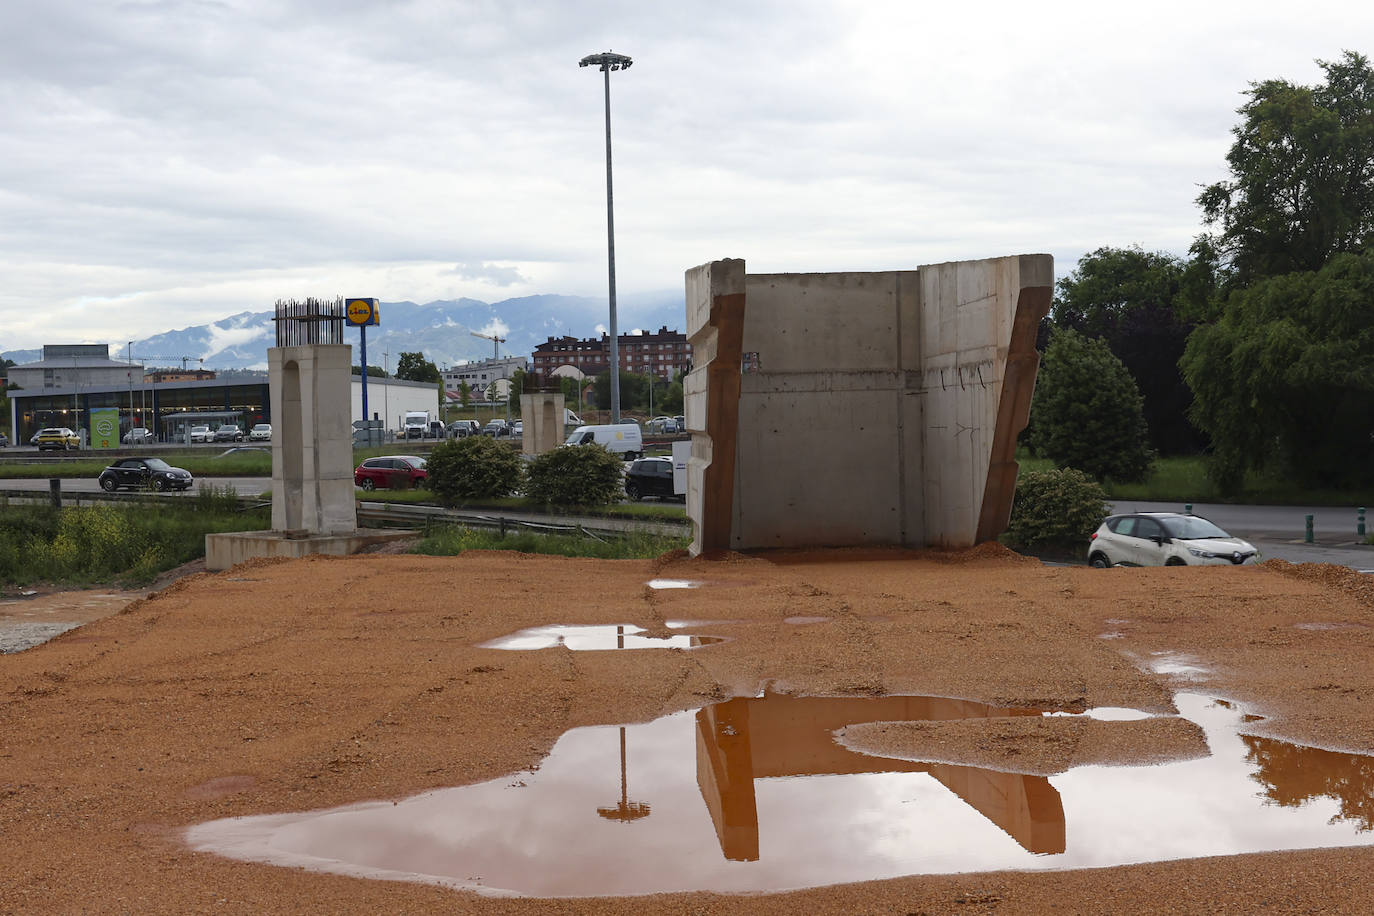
[1088,512,1260,568]
[189,425,213,443]
[249,423,272,441]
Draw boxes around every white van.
[564,423,643,459]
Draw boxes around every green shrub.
[426,436,525,504]
[1005,467,1110,550]
[524,444,624,507]
[415,524,688,559]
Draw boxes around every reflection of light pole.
[579,50,632,425]
[596,725,651,824]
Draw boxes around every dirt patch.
[4,549,1374,913]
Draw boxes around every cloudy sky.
[1,0,1367,352]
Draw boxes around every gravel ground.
[4,545,1374,914]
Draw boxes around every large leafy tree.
[1197,51,1374,287]
[1180,249,1374,493]
[395,351,441,384]
[1028,328,1153,483]
[1052,247,1202,455]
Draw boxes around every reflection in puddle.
[480,624,725,651]
[1148,652,1210,678]
[647,579,699,589]
[186,693,1374,897]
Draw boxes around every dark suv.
[624,456,680,501]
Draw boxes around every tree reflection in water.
[1244,735,1374,831]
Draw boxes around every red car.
[354,455,427,490]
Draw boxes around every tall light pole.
[579,49,632,424]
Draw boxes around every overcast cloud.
[1,0,1368,351]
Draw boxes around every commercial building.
[531,327,691,382]
[5,343,438,444]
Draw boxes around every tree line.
[1028,50,1374,494]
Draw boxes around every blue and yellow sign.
[346,297,380,327]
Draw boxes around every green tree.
[395,351,441,384]
[459,380,471,408]
[1197,51,1374,286]
[351,364,389,378]
[425,436,524,503]
[1028,328,1153,483]
[506,368,526,415]
[591,370,647,411]
[1052,246,1202,455]
[1180,248,1374,493]
[1005,468,1110,552]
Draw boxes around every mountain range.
[3,292,688,371]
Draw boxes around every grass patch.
[1019,451,1370,507]
[0,490,269,587]
[413,524,689,559]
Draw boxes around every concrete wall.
[270,345,356,536]
[684,254,1052,553]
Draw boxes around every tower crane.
[470,331,505,360]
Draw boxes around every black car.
[98,458,194,491]
[624,456,680,501]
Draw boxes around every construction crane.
[470,331,505,360]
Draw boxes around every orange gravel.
[4,545,1374,914]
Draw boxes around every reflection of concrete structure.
[683,255,1053,554]
[206,299,412,570]
[695,694,1066,861]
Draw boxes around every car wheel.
[360,478,375,491]
[1088,553,1111,569]
[153,478,167,491]
[626,482,642,501]
[1165,557,1187,566]
[99,477,117,492]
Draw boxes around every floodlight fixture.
[579,49,634,422]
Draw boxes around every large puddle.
[186,693,1374,897]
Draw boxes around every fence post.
[49,478,61,509]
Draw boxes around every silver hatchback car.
[1088,512,1260,568]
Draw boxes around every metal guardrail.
[0,487,267,511]
[355,500,690,540]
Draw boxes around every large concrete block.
[269,344,357,536]
[683,254,1052,554]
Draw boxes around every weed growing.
[0,498,270,587]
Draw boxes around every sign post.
[345,298,381,438]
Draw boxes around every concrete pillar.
[520,391,564,455]
[269,344,356,535]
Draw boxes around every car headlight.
[1187,547,1217,558]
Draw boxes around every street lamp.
[579,49,632,424]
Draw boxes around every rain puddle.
[186,692,1374,897]
[647,579,699,589]
[480,624,726,651]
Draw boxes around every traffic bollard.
[1359,507,1367,538]
[49,477,61,509]
[1305,514,1314,544]
[1184,503,1193,515]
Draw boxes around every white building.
[442,356,527,403]
[351,376,440,432]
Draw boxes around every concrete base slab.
[206,528,419,571]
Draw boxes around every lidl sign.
[346,298,380,327]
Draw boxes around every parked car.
[189,425,213,443]
[511,420,523,438]
[213,424,244,442]
[647,416,679,434]
[248,423,272,441]
[624,456,681,501]
[122,427,154,445]
[0,432,8,447]
[35,427,80,451]
[482,420,510,437]
[1088,513,1260,568]
[354,455,427,491]
[98,457,194,491]
[448,420,479,438]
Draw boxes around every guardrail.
[355,501,690,540]
[0,487,267,511]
